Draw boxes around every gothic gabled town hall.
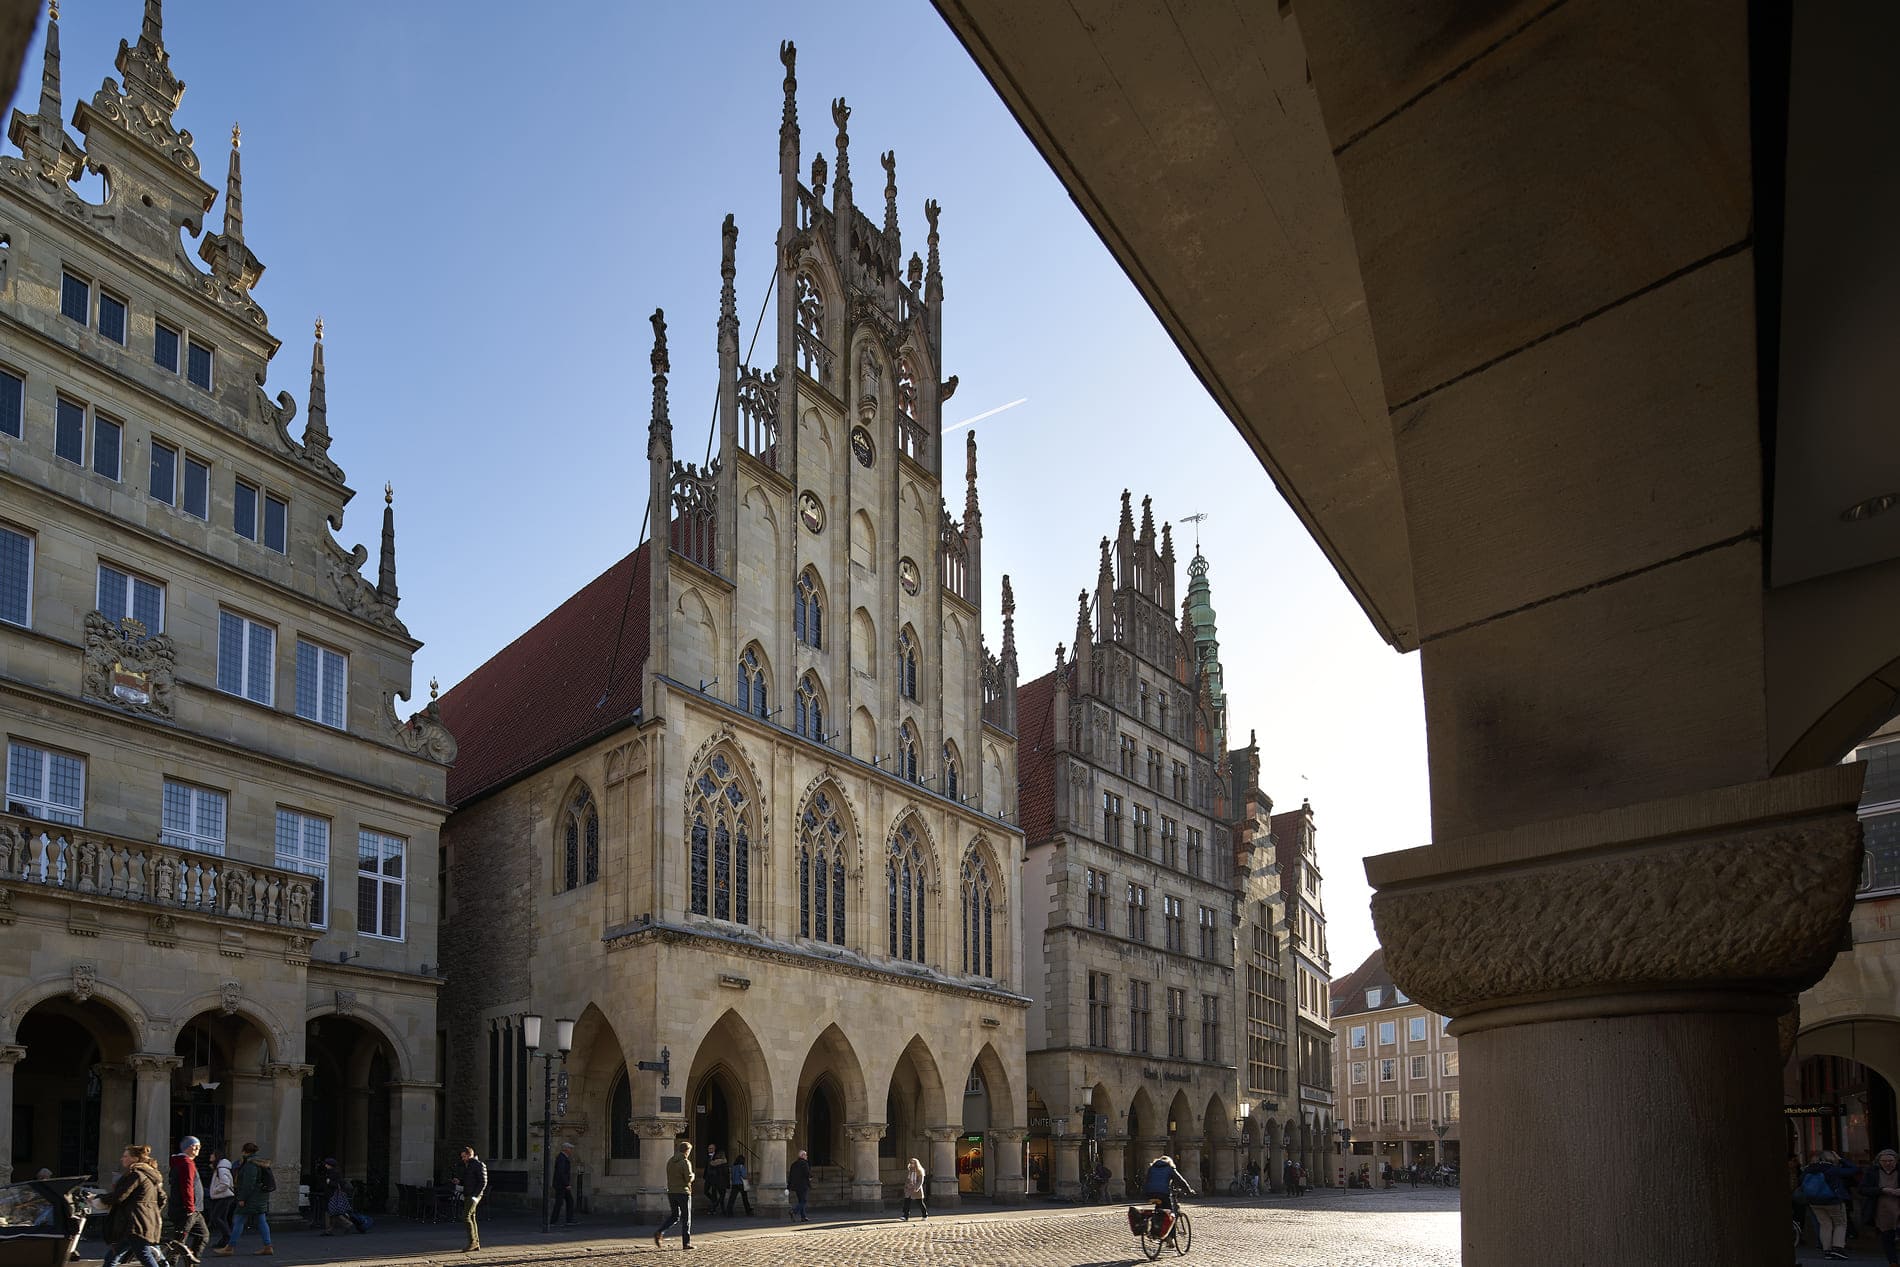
[436,44,1027,1216]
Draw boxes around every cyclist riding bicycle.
[1142,1154,1195,1236]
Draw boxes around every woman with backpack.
[1801,1149,1862,1259]
[221,1142,276,1256]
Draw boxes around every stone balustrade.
[0,811,317,929]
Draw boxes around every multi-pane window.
[736,645,768,718]
[887,819,927,961]
[0,368,21,438]
[187,337,214,390]
[1132,805,1151,857]
[1379,1058,1396,1083]
[1201,994,1220,1061]
[1380,1095,1398,1123]
[1160,817,1177,868]
[898,723,920,784]
[93,413,122,480]
[793,569,823,647]
[1441,1050,1459,1077]
[961,850,993,977]
[1409,1016,1428,1042]
[1,525,33,627]
[357,829,406,940]
[150,440,177,506]
[1147,746,1161,790]
[798,789,848,945]
[234,480,258,540]
[234,481,289,552]
[98,290,127,345]
[217,611,275,704]
[153,320,181,373]
[1166,987,1187,1057]
[1129,981,1152,1054]
[1409,1055,1428,1079]
[1353,1098,1369,1125]
[97,564,164,633]
[1444,1091,1460,1120]
[1126,882,1148,941]
[1198,905,1219,960]
[55,397,85,465]
[161,780,227,855]
[560,786,600,892]
[1085,869,1109,929]
[1118,734,1136,776]
[1163,895,1183,951]
[794,673,824,741]
[1172,761,1187,800]
[60,271,90,324]
[1378,1020,1397,1046]
[1350,1061,1368,1085]
[1088,972,1114,1048]
[942,746,959,800]
[688,749,752,924]
[1102,792,1122,847]
[275,808,330,928]
[295,639,348,728]
[1411,1093,1429,1123]
[5,741,83,825]
[1186,827,1204,877]
[897,628,918,700]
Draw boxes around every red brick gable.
[436,544,650,807]
[1014,668,1062,844]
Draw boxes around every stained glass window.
[887,820,927,963]
[897,628,918,700]
[796,674,825,742]
[689,751,751,923]
[899,724,920,784]
[738,646,768,718]
[560,788,598,892]
[943,746,959,801]
[961,851,993,978]
[795,570,823,648]
[800,790,848,946]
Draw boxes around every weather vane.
[1181,512,1209,552]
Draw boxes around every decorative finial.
[1182,511,1209,554]
[303,317,331,459]
[881,150,900,248]
[832,98,851,191]
[650,309,670,377]
[231,122,241,148]
[378,481,400,607]
[315,315,324,340]
[924,199,943,302]
[649,308,672,459]
[429,677,440,701]
[811,153,828,201]
[384,481,393,505]
[718,213,738,345]
[49,0,58,19]
[779,40,797,133]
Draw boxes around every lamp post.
[1431,1118,1450,1166]
[523,1014,575,1233]
[1336,1123,1352,1187]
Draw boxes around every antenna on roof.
[1181,511,1209,553]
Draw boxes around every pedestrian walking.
[100,1144,166,1267]
[726,1153,753,1216]
[654,1140,694,1249]
[551,1142,577,1225]
[168,1135,212,1262]
[318,1159,363,1236]
[901,1158,928,1221]
[703,1143,729,1216]
[206,1148,236,1250]
[1801,1149,1861,1259]
[787,1149,812,1223]
[217,1142,275,1256]
[457,1145,488,1253]
[1870,1148,1900,1267]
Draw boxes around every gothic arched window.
[737,645,769,719]
[798,788,849,946]
[795,272,827,377]
[688,750,753,924]
[794,569,824,649]
[899,723,920,785]
[897,357,919,423]
[796,673,826,742]
[942,744,960,801]
[961,849,994,978]
[887,818,928,963]
[897,627,919,701]
[560,786,599,892]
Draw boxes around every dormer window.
[1366,988,1382,1009]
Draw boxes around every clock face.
[899,557,920,595]
[799,492,825,534]
[851,426,875,468]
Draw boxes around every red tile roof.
[436,544,651,807]
[1329,946,1395,1017]
[1014,667,1062,844]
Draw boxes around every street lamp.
[523,1014,575,1233]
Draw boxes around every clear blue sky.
[11,0,1427,977]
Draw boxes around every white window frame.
[160,779,227,856]
[1441,1050,1459,1077]
[1409,1054,1428,1080]
[218,609,276,705]
[97,562,165,634]
[5,740,84,826]
[1378,1020,1397,1046]
[295,638,348,729]
[1444,1090,1460,1121]
[356,828,406,941]
[1349,1060,1367,1086]
[275,807,330,929]
[1349,1024,1366,1049]
[1409,1015,1428,1043]
[0,522,32,629]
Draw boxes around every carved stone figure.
[334,989,356,1017]
[380,691,459,764]
[324,534,408,636]
[71,962,96,1003]
[219,981,240,1015]
[287,883,309,928]
[80,611,178,718]
[152,854,176,903]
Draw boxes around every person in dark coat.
[551,1142,577,1225]
[787,1149,812,1223]
[457,1146,488,1252]
[1802,1149,1861,1259]
[100,1145,167,1267]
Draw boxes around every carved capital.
[987,1128,1026,1144]
[754,1119,797,1142]
[631,1117,687,1139]
[266,1062,314,1083]
[1370,769,1865,1022]
[844,1122,886,1143]
[129,1053,182,1078]
[922,1126,960,1144]
[0,1043,25,1066]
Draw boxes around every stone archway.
[9,994,139,1182]
[882,1035,951,1206]
[794,1023,869,1208]
[1201,1092,1232,1194]
[684,1008,775,1194]
[304,1014,399,1211]
[1124,1086,1160,1199]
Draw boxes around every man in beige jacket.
[654,1140,695,1250]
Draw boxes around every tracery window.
[688,750,752,924]
[897,627,919,700]
[799,788,849,946]
[795,673,826,742]
[737,645,768,719]
[898,723,920,785]
[794,569,824,649]
[942,744,959,801]
[961,849,993,978]
[896,358,919,423]
[795,272,827,377]
[560,786,600,892]
[887,818,928,963]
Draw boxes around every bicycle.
[1136,1204,1193,1260]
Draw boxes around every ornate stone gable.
[381,685,457,765]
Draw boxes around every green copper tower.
[1184,547,1227,758]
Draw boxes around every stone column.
[753,1120,794,1215]
[1267,1124,1284,1191]
[845,1122,885,1210]
[1369,769,1863,1267]
[1103,1135,1128,1200]
[1175,1138,1202,1195]
[1211,1133,1237,1193]
[631,1118,685,1221]
[390,1081,440,1186]
[266,1063,311,1217]
[924,1126,959,1208]
[96,1062,134,1180]
[129,1054,179,1156]
[988,1128,1025,1204]
[0,1045,22,1180]
[1051,1133,1080,1200]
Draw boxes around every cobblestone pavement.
[205,1188,1463,1267]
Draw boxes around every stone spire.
[1160,520,1176,613]
[831,97,853,283]
[1185,548,1227,756]
[377,483,399,609]
[198,126,263,288]
[223,123,243,239]
[779,39,798,153]
[1074,589,1094,685]
[1000,575,1016,666]
[302,317,332,460]
[964,431,981,537]
[1139,495,1155,548]
[8,0,84,186]
[648,309,672,461]
[924,198,943,303]
[114,0,186,130]
[881,149,900,256]
[718,213,739,350]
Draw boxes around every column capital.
[630,1116,686,1139]
[129,1053,181,1076]
[0,1044,25,1066]
[754,1119,797,1141]
[844,1121,886,1142]
[922,1125,960,1144]
[1369,768,1864,1023]
[987,1127,1026,1144]
[266,1062,314,1082]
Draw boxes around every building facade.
[1273,800,1337,1174]
[1331,949,1461,1173]
[1014,502,1255,1199]
[1227,737,1297,1185]
[436,43,1026,1217]
[0,4,452,1206]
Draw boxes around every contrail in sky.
[943,397,1028,435]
